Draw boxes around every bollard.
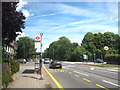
[37,68,41,74]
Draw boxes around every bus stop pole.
[40,34,43,80]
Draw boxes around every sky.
[16,0,118,52]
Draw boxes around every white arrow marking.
[90,67,95,70]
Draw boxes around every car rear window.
[52,61,61,63]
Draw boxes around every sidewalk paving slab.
[6,63,57,89]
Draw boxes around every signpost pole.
[104,46,109,64]
[40,33,43,80]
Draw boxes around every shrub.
[2,54,9,63]
[2,71,13,88]
[105,54,120,65]
[10,60,20,75]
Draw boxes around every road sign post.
[83,54,88,63]
[104,46,109,64]
[39,33,43,80]
[34,34,43,80]
[94,53,95,63]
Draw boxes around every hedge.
[105,54,120,65]
[2,70,13,88]
[2,59,20,88]
[10,60,20,75]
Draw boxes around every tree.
[82,32,119,61]
[44,36,73,60]
[70,46,86,62]
[17,37,36,59]
[2,2,26,45]
[82,32,95,52]
[65,42,79,61]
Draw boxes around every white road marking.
[103,80,120,87]
[96,69,118,74]
[90,67,95,70]
[96,67,118,72]
[74,71,89,77]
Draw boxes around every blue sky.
[16,0,118,52]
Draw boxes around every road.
[44,62,119,89]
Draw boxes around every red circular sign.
[36,36,40,40]
[40,33,43,36]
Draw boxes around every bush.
[10,60,20,75]
[2,71,13,88]
[2,54,9,63]
[105,54,120,65]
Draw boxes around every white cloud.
[41,12,65,17]
[53,24,117,34]
[53,19,99,29]
[16,32,28,40]
[22,9,30,18]
[16,0,28,11]
[55,3,106,18]
[16,0,31,18]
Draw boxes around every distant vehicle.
[49,60,62,69]
[16,59,26,64]
[50,59,53,62]
[44,58,50,64]
[95,58,104,63]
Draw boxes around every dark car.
[95,58,104,63]
[16,59,26,64]
[49,60,62,69]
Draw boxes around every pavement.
[6,62,57,89]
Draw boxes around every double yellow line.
[43,66,64,90]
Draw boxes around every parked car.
[16,59,26,64]
[95,58,104,63]
[44,58,50,64]
[49,60,62,69]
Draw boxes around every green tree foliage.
[44,36,77,61]
[44,32,119,62]
[2,2,26,45]
[17,37,36,59]
[70,46,86,62]
[82,32,119,61]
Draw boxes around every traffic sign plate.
[40,33,43,36]
[35,36,40,41]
